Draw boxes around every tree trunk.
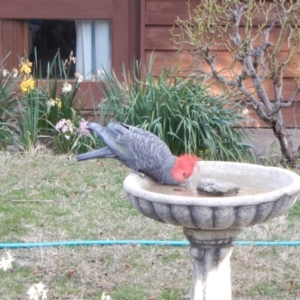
[269,111,298,166]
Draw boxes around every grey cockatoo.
[76,122,199,185]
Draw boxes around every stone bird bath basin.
[123,161,300,300]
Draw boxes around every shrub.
[97,58,252,161]
[0,53,21,148]
[0,50,96,154]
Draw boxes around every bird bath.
[123,161,300,300]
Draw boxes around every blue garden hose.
[0,240,300,249]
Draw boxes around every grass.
[0,151,300,299]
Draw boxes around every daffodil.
[55,98,62,109]
[0,251,14,271]
[75,71,84,83]
[27,282,48,300]
[46,99,55,107]
[47,98,62,109]
[19,58,33,74]
[12,68,18,78]
[20,64,31,74]
[20,77,35,93]
[101,292,112,300]
[2,69,9,77]
[69,50,76,64]
[97,69,105,77]
[62,82,72,93]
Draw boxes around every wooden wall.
[0,0,141,111]
[142,0,300,128]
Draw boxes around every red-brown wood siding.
[0,0,141,110]
[142,0,300,128]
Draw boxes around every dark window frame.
[0,0,141,109]
[0,0,131,77]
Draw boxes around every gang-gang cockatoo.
[76,122,199,186]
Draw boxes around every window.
[0,0,140,81]
[28,19,111,79]
[75,20,111,79]
[29,20,77,77]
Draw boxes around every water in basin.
[146,180,274,198]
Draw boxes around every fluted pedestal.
[183,228,240,300]
[124,162,300,299]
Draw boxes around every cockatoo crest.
[170,154,199,183]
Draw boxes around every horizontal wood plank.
[243,103,300,128]
[146,50,300,80]
[145,26,291,51]
[0,0,113,19]
[146,0,295,26]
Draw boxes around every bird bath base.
[123,161,300,300]
[183,227,240,300]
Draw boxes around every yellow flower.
[19,58,32,74]
[55,98,62,109]
[20,64,31,74]
[20,77,35,93]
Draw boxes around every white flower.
[2,69,9,77]
[0,251,14,271]
[62,82,72,93]
[101,292,112,300]
[12,68,18,78]
[75,71,84,83]
[69,51,76,64]
[97,69,105,77]
[242,108,249,116]
[46,99,55,107]
[27,282,48,300]
[27,285,39,300]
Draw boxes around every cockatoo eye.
[182,172,186,178]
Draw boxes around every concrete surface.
[245,129,300,156]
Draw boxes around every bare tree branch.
[171,0,300,165]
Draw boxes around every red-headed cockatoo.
[76,122,199,186]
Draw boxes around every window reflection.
[28,20,111,79]
[76,20,111,79]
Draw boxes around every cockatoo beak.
[183,163,201,194]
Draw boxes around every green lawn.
[0,152,299,299]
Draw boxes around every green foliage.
[0,154,299,299]
[12,89,49,151]
[161,288,183,300]
[288,199,300,219]
[0,50,96,154]
[0,53,21,147]
[112,286,147,300]
[54,119,98,154]
[34,50,82,129]
[98,58,252,161]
